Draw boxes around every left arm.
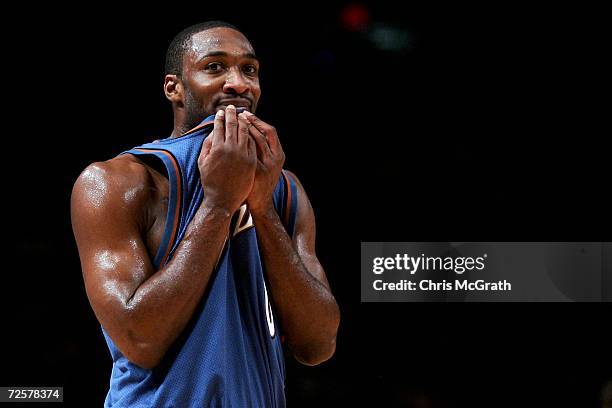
[242,111,340,366]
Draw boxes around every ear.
[164,74,183,104]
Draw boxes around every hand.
[241,112,286,215]
[198,105,257,213]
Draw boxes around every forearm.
[252,208,340,364]
[124,202,232,365]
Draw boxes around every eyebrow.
[196,51,259,62]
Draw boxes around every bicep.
[71,164,155,333]
[286,171,331,290]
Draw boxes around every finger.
[247,134,257,158]
[245,113,281,153]
[224,105,238,144]
[212,109,225,146]
[200,136,212,160]
[237,112,251,147]
[249,123,272,158]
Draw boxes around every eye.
[205,62,224,72]
[243,65,258,75]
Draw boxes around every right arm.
[71,107,255,369]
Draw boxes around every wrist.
[200,198,237,219]
[249,204,278,222]
[248,200,275,217]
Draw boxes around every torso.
[100,128,289,406]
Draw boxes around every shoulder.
[283,169,306,193]
[283,169,315,225]
[283,169,314,210]
[71,154,154,216]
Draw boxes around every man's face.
[180,27,261,128]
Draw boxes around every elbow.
[118,303,169,369]
[97,298,169,369]
[121,340,164,370]
[292,337,337,366]
[126,357,157,370]
[113,325,167,370]
[292,309,340,366]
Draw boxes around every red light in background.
[340,3,370,32]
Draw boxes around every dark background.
[3,2,610,407]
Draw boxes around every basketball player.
[71,21,340,407]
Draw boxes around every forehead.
[188,27,255,59]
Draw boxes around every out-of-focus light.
[311,49,336,70]
[340,3,370,32]
[367,23,413,53]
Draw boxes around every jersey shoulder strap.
[280,170,299,238]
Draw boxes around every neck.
[171,106,213,138]
[170,108,188,139]
[170,125,189,139]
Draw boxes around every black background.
[2,2,610,407]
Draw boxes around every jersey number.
[263,279,276,338]
[233,204,275,338]
[232,204,254,237]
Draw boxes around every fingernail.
[227,104,235,110]
[217,109,224,117]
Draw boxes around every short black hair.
[165,20,243,76]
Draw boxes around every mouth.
[217,98,252,110]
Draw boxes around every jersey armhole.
[121,148,183,269]
[281,170,298,239]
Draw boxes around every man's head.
[164,21,261,134]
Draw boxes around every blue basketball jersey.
[101,114,298,407]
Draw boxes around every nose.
[223,68,250,95]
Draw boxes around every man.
[71,21,340,407]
